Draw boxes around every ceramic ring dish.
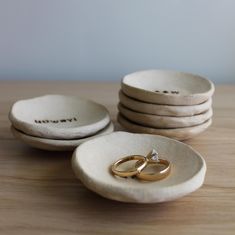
[119,91,212,117]
[9,95,110,139]
[118,103,213,128]
[118,70,215,140]
[11,122,114,151]
[121,70,215,105]
[118,114,212,141]
[9,95,113,151]
[72,132,206,203]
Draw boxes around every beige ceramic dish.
[11,122,114,151]
[9,95,110,139]
[119,90,212,117]
[121,70,214,105]
[72,132,206,203]
[118,103,213,128]
[117,114,212,140]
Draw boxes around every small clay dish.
[117,113,212,140]
[72,132,206,203]
[119,90,212,117]
[118,103,213,128]
[121,70,214,105]
[9,95,110,139]
[11,122,114,151]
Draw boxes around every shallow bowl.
[119,90,212,117]
[117,113,212,140]
[121,70,214,105]
[72,132,206,203]
[118,103,213,128]
[9,94,110,139]
[11,122,114,151]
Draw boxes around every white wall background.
[0,0,235,83]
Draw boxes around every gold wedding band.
[135,159,171,181]
[111,155,147,177]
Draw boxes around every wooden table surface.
[0,81,234,235]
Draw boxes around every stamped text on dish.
[34,117,78,124]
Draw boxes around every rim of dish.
[122,69,215,97]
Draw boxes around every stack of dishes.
[9,95,113,151]
[118,70,214,140]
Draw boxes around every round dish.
[117,113,212,140]
[72,132,206,203]
[121,70,214,105]
[9,95,110,139]
[11,122,114,151]
[119,90,212,117]
[118,103,213,128]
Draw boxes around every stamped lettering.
[155,90,179,94]
[35,117,78,124]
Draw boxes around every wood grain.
[0,81,234,235]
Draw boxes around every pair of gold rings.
[110,149,171,181]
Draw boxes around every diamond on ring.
[146,149,159,162]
